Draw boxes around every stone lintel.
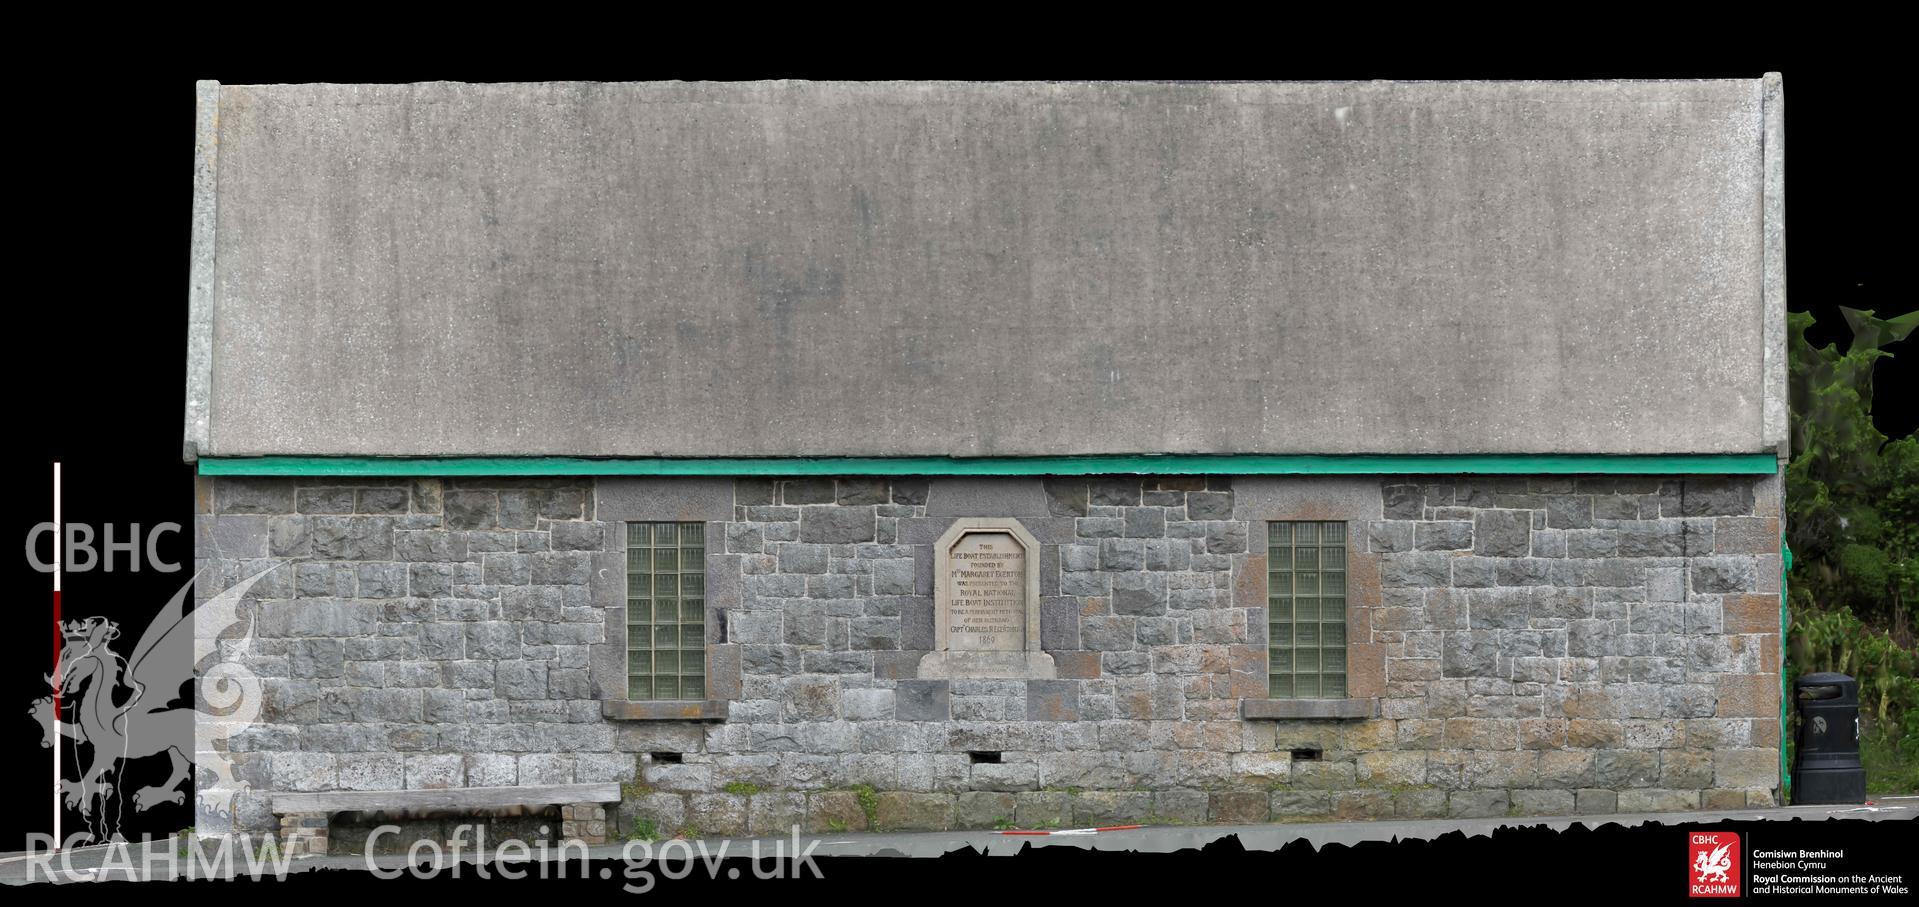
[602,699,729,721]
[1240,698,1377,720]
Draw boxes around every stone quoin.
[185,77,1789,850]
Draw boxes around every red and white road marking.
[997,825,1144,836]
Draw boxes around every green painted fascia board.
[197,453,1782,477]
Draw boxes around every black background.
[6,48,1911,891]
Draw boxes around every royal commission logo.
[28,463,278,853]
[30,567,276,847]
[1689,831,1742,898]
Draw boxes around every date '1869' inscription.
[947,532,1025,651]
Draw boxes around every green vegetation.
[1861,728,1919,796]
[627,817,658,842]
[721,781,761,797]
[621,759,653,803]
[1784,307,1919,795]
[850,783,880,830]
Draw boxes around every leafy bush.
[1784,306,1919,790]
[1785,307,1919,637]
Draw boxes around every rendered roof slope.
[189,79,1782,460]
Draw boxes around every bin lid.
[1797,672,1855,685]
[1795,672,1858,701]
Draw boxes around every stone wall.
[194,476,624,841]
[1358,475,1786,817]
[193,472,1783,844]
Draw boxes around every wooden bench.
[269,783,621,856]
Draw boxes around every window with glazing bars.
[626,522,706,700]
[1267,521,1348,698]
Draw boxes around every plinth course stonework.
[195,471,1784,845]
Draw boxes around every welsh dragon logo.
[29,567,276,844]
[1692,841,1734,884]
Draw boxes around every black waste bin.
[1791,672,1866,805]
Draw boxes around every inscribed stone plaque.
[946,531,1026,650]
[918,517,1055,679]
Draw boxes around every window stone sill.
[1240,698,1377,720]
[602,700,729,721]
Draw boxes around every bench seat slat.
[271,783,620,815]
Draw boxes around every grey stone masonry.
[195,472,1783,843]
[195,477,624,839]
